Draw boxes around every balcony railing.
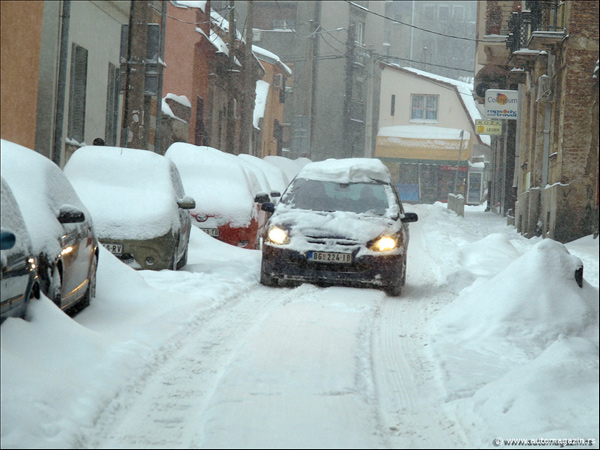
[506,0,564,54]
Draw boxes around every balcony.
[506,1,566,54]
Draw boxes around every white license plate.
[201,228,219,237]
[102,243,123,255]
[308,251,352,264]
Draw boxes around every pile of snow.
[429,232,598,447]
[253,80,270,129]
[64,146,183,240]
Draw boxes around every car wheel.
[260,267,277,287]
[400,257,407,286]
[384,279,402,297]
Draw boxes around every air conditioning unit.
[252,29,261,42]
[274,73,284,89]
[536,75,553,102]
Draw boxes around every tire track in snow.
[369,209,470,448]
[82,283,306,449]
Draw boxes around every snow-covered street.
[1,204,598,449]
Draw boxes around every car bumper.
[261,244,404,289]
[100,233,177,271]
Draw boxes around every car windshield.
[281,179,390,215]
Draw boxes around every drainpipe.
[541,54,554,187]
[52,0,71,167]
[154,1,167,154]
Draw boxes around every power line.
[344,0,479,43]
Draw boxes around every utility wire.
[344,0,480,43]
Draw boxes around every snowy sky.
[1,197,597,448]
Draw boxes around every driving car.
[1,140,98,314]
[260,158,418,296]
[165,143,270,249]
[64,145,195,271]
[1,178,40,324]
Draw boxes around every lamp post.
[453,129,465,194]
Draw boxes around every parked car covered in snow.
[1,140,98,314]
[166,143,270,249]
[64,146,195,271]
[260,158,418,296]
[1,177,40,324]
[238,154,290,204]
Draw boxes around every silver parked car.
[1,140,98,314]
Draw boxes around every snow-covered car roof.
[237,154,272,196]
[1,139,91,258]
[238,154,290,195]
[295,158,392,184]
[63,146,184,240]
[165,143,259,226]
[263,155,311,181]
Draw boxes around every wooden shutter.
[68,43,88,143]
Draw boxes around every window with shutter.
[105,63,120,145]
[68,43,88,143]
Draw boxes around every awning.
[375,136,472,161]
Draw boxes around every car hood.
[268,207,403,252]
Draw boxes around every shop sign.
[475,119,503,135]
[485,89,519,120]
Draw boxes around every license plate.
[308,251,352,264]
[102,243,123,255]
[201,228,219,237]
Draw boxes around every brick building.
[474,0,599,243]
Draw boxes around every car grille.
[304,234,361,247]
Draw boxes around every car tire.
[260,268,277,287]
[384,279,402,297]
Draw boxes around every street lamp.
[453,129,465,194]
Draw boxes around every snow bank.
[430,237,599,446]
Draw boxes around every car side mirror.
[270,191,281,198]
[255,193,270,204]
[401,212,419,223]
[1,230,16,250]
[57,206,85,223]
[178,195,196,210]
[261,202,276,214]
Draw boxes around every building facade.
[375,64,490,204]
[474,0,599,242]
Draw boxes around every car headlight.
[267,226,289,245]
[369,235,399,252]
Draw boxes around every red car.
[166,143,270,249]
